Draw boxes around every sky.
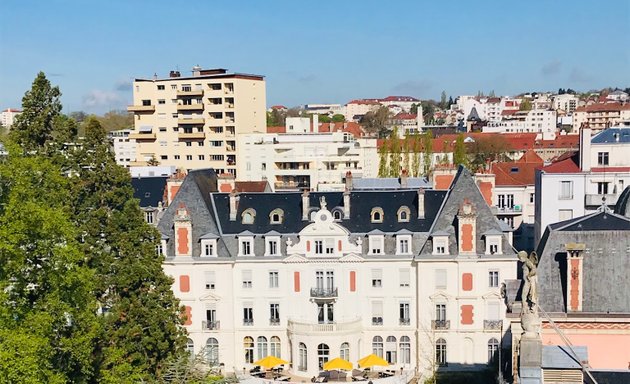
[1,0,629,114]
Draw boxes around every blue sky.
[1,0,629,114]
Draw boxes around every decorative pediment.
[429,292,454,301]
[481,291,502,300]
[283,254,309,263]
[199,291,222,301]
[338,253,365,263]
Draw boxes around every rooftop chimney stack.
[313,114,319,133]
[400,169,409,189]
[417,188,425,219]
[345,171,353,190]
[580,127,592,172]
[169,70,181,78]
[302,190,310,221]
[229,190,240,221]
[192,65,202,77]
[343,190,351,219]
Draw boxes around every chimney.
[153,73,158,80]
[417,188,425,219]
[313,114,319,133]
[345,171,353,190]
[343,190,351,219]
[400,169,409,188]
[166,168,187,205]
[217,173,236,193]
[457,199,477,255]
[169,70,181,78]
[580,127,592,171]
[565,243,585,312]
[229,189,240,221]
[192,65,202,77]
[302,189,310,221]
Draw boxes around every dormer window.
[238,236,254,256]
[484,233,503,255]
[371,207,384,223]
[242,208,256,224]
[265,236,281,256]
[369,235,384,255]
[269,209,284,224]
[432,235,449,255]
[332,209,342,221]
[200,239,217,257]
[396,235,412,255]
[397,206,411,222]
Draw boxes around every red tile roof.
[536,135,579,149]
[347,99,381,105]
[380,96,420,102]
[270,105,287,110]
[492,160,543,186]
[591,166,630,173]
[235,181,269,192]
[487,97,501,104]
[575,102,630,113]
[518,149,544,163]
[317,122,364,138]
[393,113,418,120]
[540,152,580,173]
[267,126,286,133]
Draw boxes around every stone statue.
[518,251,538,314]
[286,237,293,247]
[319,196,327,209]
[356,236,363,247]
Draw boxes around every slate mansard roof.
[536,192,630,314]
[131,176,168,208]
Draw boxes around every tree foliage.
[94,110,133,133]
[467,135,509,172]
[453,134,468,168]
[421,130,433,176]
[360,106,391,137]
[519,98,532,111]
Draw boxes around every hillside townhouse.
[572,102,630,132]
[157,167,517,380]
[109,128,136,168]
[127,67,266,174]
[534,126,630,241]
[552,94,579,114]
[483,109,557,140]
[344,99,381,122]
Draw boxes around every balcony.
[274,181,309,191]
[585,193,618,207]
[431,320,450,330]
[270,318,280,326]
[127,105,155,113]
[399,318,411,326]
[177,103,204,111]
[310,287,338,298]
[202,320,220,330]
[243,319,254,326]
[177,117,205,125]
[177,89,204,97]
[288,318,362,335]
[178,132,206,140]
[496,205,523,215]
[128,133,156,140]
[483,320,502,331]
[372,317,383,326]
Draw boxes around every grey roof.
[536,209,630,313]
[542,346,588,369]
[613,186,630,217]
[352,177,431,190]
[131,176,167,208]
[419,166,516,258]
[591,127,630,143]
[482,228,504,236]
[199,232,220,239]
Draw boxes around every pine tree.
[69,117,185,381]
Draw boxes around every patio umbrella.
[323,357,353,371]
[254,355,289,369]
[357,354,389,369]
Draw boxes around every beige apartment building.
[127,67,266,174]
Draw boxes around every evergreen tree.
[69,117,185,381]
[0,145,99,383]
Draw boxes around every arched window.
[487,338,499,364]
[257,336,268,359]
[385,336,397,364]
[298,343,308,371]
[340,342,350,361]
[400,336,411,364]
[270,336,281,358]
[332,210,342,221]
[372,336,384,358]
[269,208,284,224]
[244,336,254,364]
[206,337,219,365]
[371,207,384,223]
[397,206,410,222]
[436,338,447,366]
[242,208,256,224]
[186,338,195,357]
[317,343,330,369]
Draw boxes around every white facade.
[483,109,557,140]
[304,104,344,116]
[0,108,21,128]
[552,94,579,114]
[236,132,378,191]
[344,101,381,121]
[109,129,137,168]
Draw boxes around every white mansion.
[157,167,517,379]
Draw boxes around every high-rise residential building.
[1,108,21,128]
[127,67,266,174]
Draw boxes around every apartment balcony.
[177,117,205,125]
[128,133,156,140]
[127,105,155,113]
[225,118,235,124]
[371,317,383,326]
[202,320,220,331]
[177,89,204,97]
[310,287,338,299]
[287,318,362,335]
[274,181,309,190]
[178,132,206,140]
[225,103,235,109]
[399,318,411,326]
[226,146,236,152]
[269,318,280,326]
[431,320,450,330]
[496,206,523,215]
[585,193,618,207]
[483,320,502,331]
[177,103,204,111]
[243,319,254,326]
[129,160,148,166]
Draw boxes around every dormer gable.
[457,199,477,255]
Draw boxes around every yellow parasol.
[357,354,389,368]
[323,357,353,371]
[254,355,289,369]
